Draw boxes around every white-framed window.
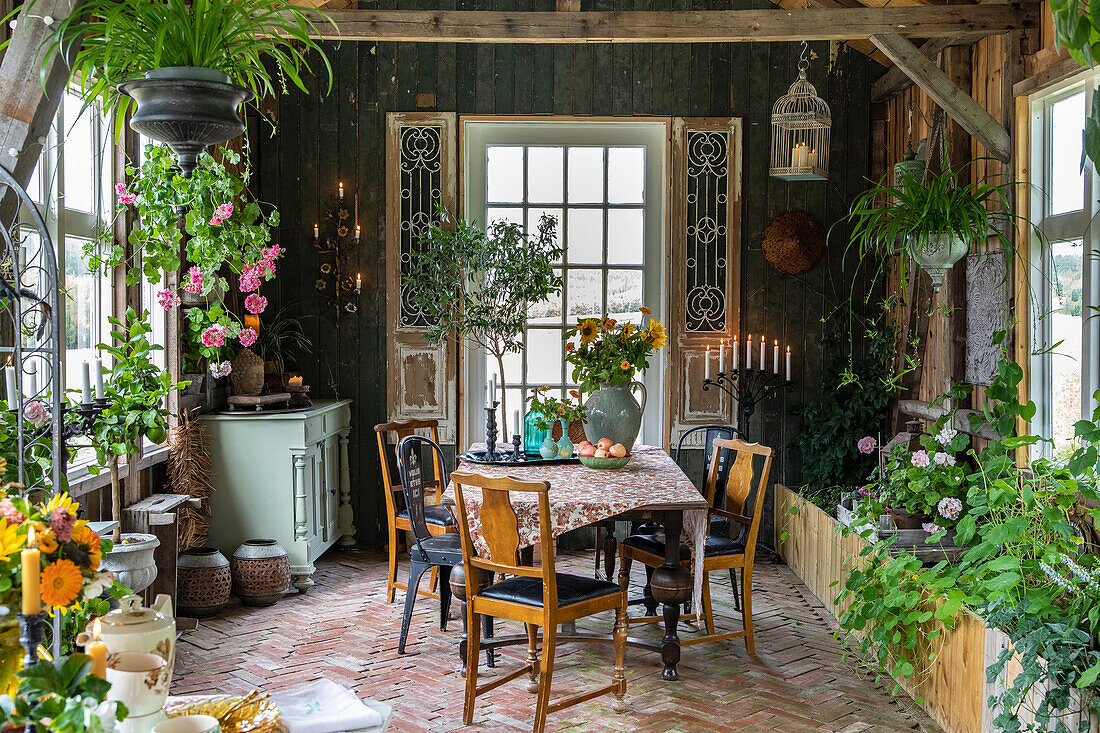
[462,119,667,445]
[1030,73,1100,455]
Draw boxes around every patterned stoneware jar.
[176,548,232,618]
[231,539,291,607]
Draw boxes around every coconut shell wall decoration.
[761,210,826,275]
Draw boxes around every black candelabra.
[483,401,506,462]
[313,186,362,326]
[702,368,794,440]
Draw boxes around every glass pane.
[487,146,523,204]
[64,236,99,394]
[526,328,563,384]
[1051,239,1083,451]
[528,207,563,261]
[607,269,643,319]
[1050,92,1086,216]
[485,207,524,230]
[501,349,522,388]
[62,94,95,213]
[566,208,603,264]
[143,274,167,372]
[527,146,563,204]
[567,269,602,319]
[608,209,644,264]
[528,268,562,323]
[607,147,645,204]
[568,147,604,203]
[27,159,41,205]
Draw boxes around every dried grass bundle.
[167,411,215,550]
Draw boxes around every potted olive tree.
[402,208,564,441]
[89,308,182,593]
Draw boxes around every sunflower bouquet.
[564,308,667,393]
[528,388,587,432]
[0,475,113,611]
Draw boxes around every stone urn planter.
[176,548,232,618]
[100,533,161,594]
[231,539,291,607]
[583,381,648,452]
[118,67,254,178]
[909,232,969,291]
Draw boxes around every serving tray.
[459,448,581,466]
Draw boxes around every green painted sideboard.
[201,400,354,592]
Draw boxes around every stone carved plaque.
[965,250,1008,386]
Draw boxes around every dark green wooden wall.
[253,0,881,549]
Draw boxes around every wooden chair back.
[675,424,744,501]
[396,435,449,553]
[703,437,773,554]
[374,418,445,516]
[450,470,557,607]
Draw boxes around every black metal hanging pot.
[118,67,255,177]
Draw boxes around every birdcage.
[769,41,831,182]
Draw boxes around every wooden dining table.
[441,444,708,681]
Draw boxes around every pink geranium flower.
[182,266,204,294]
[114,182,136,206]
[857,436,876,455]
[0,499,25,525]
[157,289,181,310]
[209,202,234,226]
[262,244,285,261]
[911,450,930,468]
[244,293,267,315]
[922,522,942,535]
[238,328,257,348]
[239,268,261,293]
[200,325,226,349]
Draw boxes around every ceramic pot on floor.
[177,548,232,618]
[231,539,291,607]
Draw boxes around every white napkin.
[270,679,383,733]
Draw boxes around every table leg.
[602,527,617,582]
[649,509,692,681]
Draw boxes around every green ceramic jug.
[583,381,647,451]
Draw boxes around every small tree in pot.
[88,309,182,590]
[403,208,563,441]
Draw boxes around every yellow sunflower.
[41,559,83,608]
[577,319,600,344]
[73,524,102,570]
[32,523,58,554]
[0,518,25,563]
[0,456,8,479]
[622,323,636,337]
[40,492,78,518]
[646,321,668,349]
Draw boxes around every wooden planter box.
[774,485,1099,733]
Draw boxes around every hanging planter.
[770,41,831,182]
[908,232,970,291]
[118,68,253,178]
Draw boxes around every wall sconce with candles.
[700,334,795,439]
[313,181,363,326]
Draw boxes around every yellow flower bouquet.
[564,308,667,393]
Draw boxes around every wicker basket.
[761,210,825,275]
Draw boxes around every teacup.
[153,715,221,733]
[106,651,169,717]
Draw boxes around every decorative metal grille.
[399,125,443,328]
[685,130,729,333]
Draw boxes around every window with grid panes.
[462,121,666,445]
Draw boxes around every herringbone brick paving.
[173,550,942,732]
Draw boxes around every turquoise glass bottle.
[556,419,574,458]
[524,410,550,458]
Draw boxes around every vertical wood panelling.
[256,5,880,547]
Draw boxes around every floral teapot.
[80,595,176,687]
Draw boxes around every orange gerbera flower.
[569,390,581,400]
[565,342,575,352]
[41,559,83,608]
[32,523,58,554]
[73,524,102,570]
[639,306,651,315]
[621,360,630,370]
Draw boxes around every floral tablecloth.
[443,444,708,612]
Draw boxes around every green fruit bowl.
[579,455,631,470]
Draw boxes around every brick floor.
[173,550,941,732]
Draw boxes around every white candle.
[773,340,779,374]
[4,366,16,408]
[719,339,725,374]
[705,344,710,380]
[338,181,344,199]
[759,336,765,371]
[81,361,91,403]
[489,375,496,405]
[26,361,36,398]
[94,358,104,399]
[513,409,520,437]
[791,144,800,168]
[808,148,818,169]
[745,334,752,367]
[732,337,738,370]
[786,345,791,381]
[313,224,319,240]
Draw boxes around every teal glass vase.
[556,419,574,458]
[524,410,549,458]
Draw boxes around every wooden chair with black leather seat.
[618,437,772,653]
[451,470,628,733]
[375,418,455,604]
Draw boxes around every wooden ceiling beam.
[870,33,1011,162]
[871,36,955,101]
[292,4,1037,43]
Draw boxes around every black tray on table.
[459,448,581,466]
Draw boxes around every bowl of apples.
[577,438,631,470]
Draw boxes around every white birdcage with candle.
[769,41,831,182]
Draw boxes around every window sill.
[67,445,171,498]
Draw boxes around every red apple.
[596,438,614,450]
[594,447,609,459]
[577,440,593,450]
[609,443,628,458]
[579,444,597,457]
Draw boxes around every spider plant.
[255,304,313,377]
[841,156,1024,291]
[19,0,334,131]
